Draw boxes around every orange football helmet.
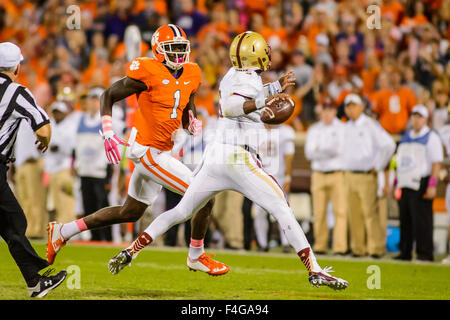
[151,24,190,70]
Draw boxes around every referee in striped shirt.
[0,42,67,298]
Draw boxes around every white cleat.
[309,266,348,290]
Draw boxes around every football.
[260,95,295,124]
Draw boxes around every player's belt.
[316,170,342,174]
[348,170,375,174]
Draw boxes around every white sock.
[254,206,269,248]
[189,238,205,261]
[60,220,85,240]
[189,246,204,261]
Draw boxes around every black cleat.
[108,249,133,275]
[28,269,67,298]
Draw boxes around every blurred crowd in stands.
[0,0,449,260]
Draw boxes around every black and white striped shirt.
[0,73,50,161]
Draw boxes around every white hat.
[51,101,68,113]
[315,34,329,46]
[87,87,104,98]
[344,93,363,106]
[0,42,24,68]
[411,105,429,119]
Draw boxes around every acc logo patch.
[162,79,170,85]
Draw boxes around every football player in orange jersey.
[46,24,229,276]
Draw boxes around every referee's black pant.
[398,177,434,261]
[80,176,112,241]
[0,163,49,285]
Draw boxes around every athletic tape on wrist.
[255,98,265,110]
[101,115,113,132]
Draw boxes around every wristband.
[428,176,437,187]
[255,98,265,110]
[101,115,113,133]
[272,80,282,93]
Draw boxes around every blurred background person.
[74,87,125,241]
[342,94,396,258]
[44,101,76,225]
[371,66,418,135]
[305,98,347,255]
[395,105,443,261]
[14,121,47,239]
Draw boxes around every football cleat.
[28,268,67,298]
[108,249,133,275]
[46,222,67,264]
[187,253,230,276]
[309,266,348,290]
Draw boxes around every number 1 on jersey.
[170,90,181,119]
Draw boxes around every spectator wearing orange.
[304,4,330,56]
[381,0,405,25]
[226,9,246,38]
[81,48,111,89]
[400,1,429,32]
[129,0,162,43]
[196,3,230,45]
[371,67,418,134]
[361,51,382,96]
[259,8,287,49]
[284,15,303,53]
[194,80,216,117]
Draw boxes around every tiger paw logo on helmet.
[151,24,190,70]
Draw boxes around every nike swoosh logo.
[184,81,191,85]
[213,266,227,272]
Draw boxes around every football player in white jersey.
[253,123,295,252]
[109,31,348,290]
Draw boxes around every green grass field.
[1,241,449,300]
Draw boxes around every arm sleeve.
[125,58,152,89]
[14,87,50,131]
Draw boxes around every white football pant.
[143,142,318,267]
